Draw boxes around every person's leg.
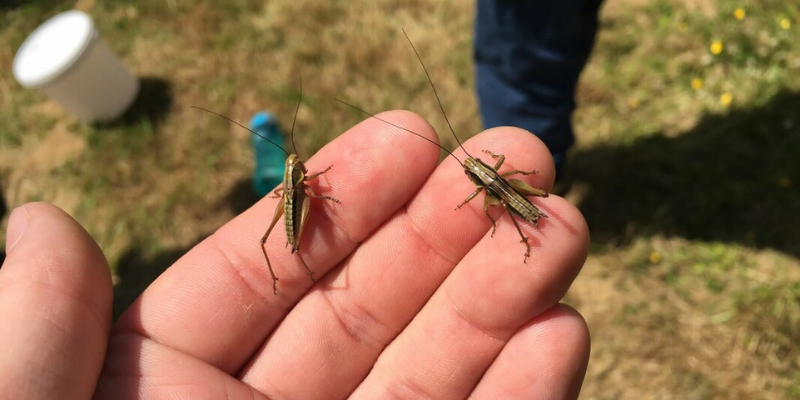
[474,0,604,172]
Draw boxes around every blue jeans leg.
[474,0,603,169]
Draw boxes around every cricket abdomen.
[507,195,545,224]
[284,190,301,247]
[283,154,307,251]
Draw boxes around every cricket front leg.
[262,200,286,295]
[456,186,484,210]
[269,187,285,199]
[305,164,334,181]
[485,150,544,184]
[482,150,505,170]
[485,150,544,185]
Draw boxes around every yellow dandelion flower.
[649,251,661,264]
[627,97,640,109]
[777,177,792,187]
[780,19,791,30]
[691,78,704,90]
[710,40,724,55]
[720,92,733,107]
[734,8,745,20]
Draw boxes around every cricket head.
[463,157,498,188]
[285,154,307,185]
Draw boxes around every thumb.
[0,202,112,400]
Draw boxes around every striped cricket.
[192,78,339,294]
[335,30,548,262]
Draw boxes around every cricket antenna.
[402,28,472,158]
[333,98,463,165]
[191,106,291,157]
[289,74,302,156]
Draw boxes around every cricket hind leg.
[507,178,549,199]
[296,252,317,283]
[289,195,317,284]
[504,204,532,264]
[262,200,286,295]
[497,160,549,198]
[501,169,539,178]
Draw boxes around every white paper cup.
[13,10,139,123]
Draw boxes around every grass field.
[1,0,799,398]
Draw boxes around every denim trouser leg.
[474,0,603,167]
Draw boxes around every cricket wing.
[491,178,546,223]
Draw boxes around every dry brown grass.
[569,245,800,399]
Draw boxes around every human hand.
[0,111,590,399]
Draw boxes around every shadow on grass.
[0,0,65,11]
[0,1,22,10]
[569,89,800,256]
[93,76,174,130]
[111,180,264,320]
[80,76,173,168]
[224,177,261,216]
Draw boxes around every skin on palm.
[0,112,589,399]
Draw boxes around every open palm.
[0,111,590,399]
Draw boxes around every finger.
[0,203,112,399]
[107,111,440,375]
[348,154,589,396]
[238,126,564,398]
[470,305,590,399]
[94,334,268,399]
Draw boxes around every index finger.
[108,110,441,374]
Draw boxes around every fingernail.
[6,205,29,253]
